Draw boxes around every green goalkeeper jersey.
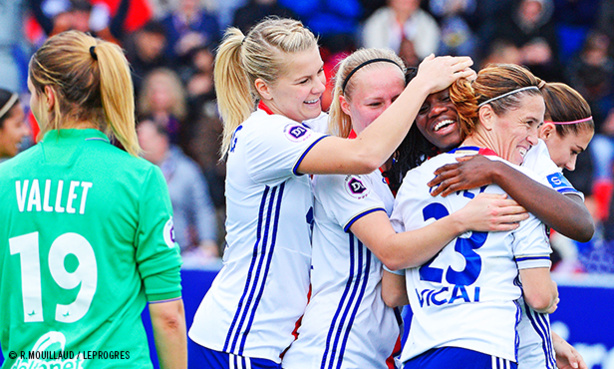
[0,129,182,368]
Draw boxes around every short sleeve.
[523,140,583,199]
[134,165,183,301]
[390,167,433,234]
[512,215,552,270]
[313,174,386,232]
[244,116,328,183]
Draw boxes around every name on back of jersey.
[15,179,93,214]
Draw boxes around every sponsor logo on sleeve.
[546,172,575,192]
[345,176,370,199]
[163,217,176,248]
[284,124,312,142]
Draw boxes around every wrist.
[448,211,469,235]
[407,75,432,100]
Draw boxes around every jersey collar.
[448,146,499,156]
[42,129,110,144]
[258,101,275,115]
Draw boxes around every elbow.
[378,250,406,272]
[382,292,402,308]
[524,290,556,312]
[576,221,595,243]
[355,156,382,175]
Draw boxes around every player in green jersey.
[0,30,187,369]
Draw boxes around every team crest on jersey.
[345,175,370,199]
[284,124,311,142]
[163,217,176,248]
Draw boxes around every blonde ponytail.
[215,28,253,156]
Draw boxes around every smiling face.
[341,64,405,134]
[0,103,30,158]
[487,93,545,165]
[258,45,326,123]
[415,88,462,152]
[540,124,593,171]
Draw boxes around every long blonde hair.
[328,48,405,138]
[214,17,318,156]
[29,30,140,156]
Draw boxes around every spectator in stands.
[598,0,614,59]
[492,0,563,82]
[480,39,523,68]
[429,0,478,58]
[137,118,219,265]
[567,32,614,126]
[0,0,30,93]
[125,21,173,94]
[160,0,221,66]
[137,68,187,146]
[232,0,297,34]
[362,0,440,60]
[0,89,31,162]
[28,0,131,44]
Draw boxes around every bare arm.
[519,268,559,313]
[382,271,408,308]
[149,299,188,369]
[298,55,475,175]
[428,155,595,242]
[350,193,527,271]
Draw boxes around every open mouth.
[518,147,528,157]
[305,98,320,105]
[433,119,456,132]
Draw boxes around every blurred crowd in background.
[1,0,613,273]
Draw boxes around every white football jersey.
[189,109,327,363]
[282,170,399,369]
[523,139,583,200]
[517,139,570,369]
[391,147,552,364]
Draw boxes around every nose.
[565,156,577,171]
[428,101,448,118]
[527,125,539,146]
[314,73,326,95]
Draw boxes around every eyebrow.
[574,144,586,153]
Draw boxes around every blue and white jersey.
[188,109,327,363]
[516,139,568,369]
[516,298,556,369]
[391,147,552,364]
[303,112,330,134]
[282,170,399,369]
[523,139,583,200]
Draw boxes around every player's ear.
[43,85,56,112]
[539,122,556,140]
[255,78,272,101]
[339,95,351,116]
[478,105,494,131]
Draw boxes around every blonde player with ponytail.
[188,17,475,369]
[0,30,186,369]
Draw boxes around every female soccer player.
[383,64,558,368]
[425,81,593,369]
[281,49,526,369]
[0,31,186,369]
[0,88,30,161]
[187,17,474,369]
